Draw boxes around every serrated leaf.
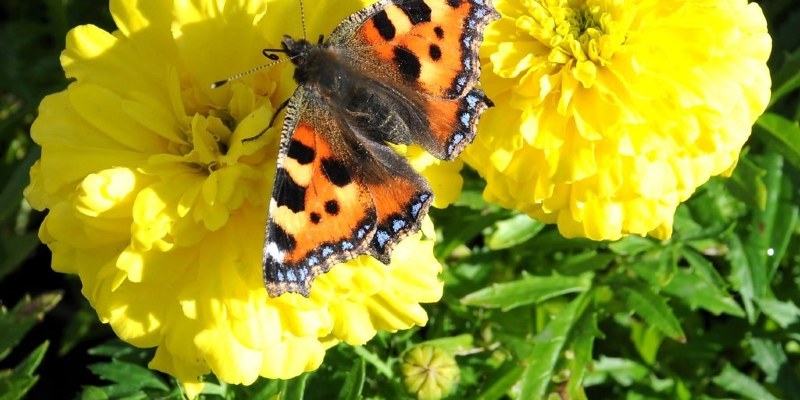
[555,251,615,276]
[80,386,110,400]
[617,281,685,342]
[756,298,800,329]
[0,292,62,361]
[755,113,800,169]
[584,357,649,387]
[461,273,591,311]
[11,341,48,378]
[663,269,745,317]
[712,363,780,400]
[519,291,592,399]
[0,375,37,400]
[727,155,767,210]
[727,234,762,322]
[417,334,473,355]
[750,337,800,400]
[88,339,137,358]
[88,361,169,392]
[608,236,656,256]
[487,214,545,249]
[681,248,727,289]
[339,357,365,400]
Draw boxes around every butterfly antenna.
[211,56,286,89]
[299,0,307,39]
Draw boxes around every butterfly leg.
[242,98,291,143]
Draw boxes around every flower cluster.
[465,0,772,240]
[25,0,457,395]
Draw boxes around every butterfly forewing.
[261,0,498,297]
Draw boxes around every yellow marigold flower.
[465,0,772,240]
[401,345,460,400]
[24,0,454,395]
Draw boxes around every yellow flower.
[25,0,456,395]
[465,0,771,240]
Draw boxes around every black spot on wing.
[372,10,395,40]
[274,168,306,212]
[392,46,421,81]
[434,26,444,39]
[270,223,297,251]
[446,0,462,7]
[321,158,352,187]
[325,200,340,215]
[429,44,442,61]
[397,1,432,24]
[287,139,314,164]
[310,212,321,224]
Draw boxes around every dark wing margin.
[263,87,377,297]
[262,87,434,297]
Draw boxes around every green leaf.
[663,268,745,317]
[756,298,800,329]
[0,146,38,224]
[681,248,727,289]
[564,309,601,400]
[339,357,365,400]
[755,113,800,169]
[769,46,800,106]
[351,346,393,378]
[487,213,545,250]
[519,291,592,399]
[281,373,309,400]
[727,234,763,322]
[88,361,169,392]
[474,362,524,400]
[11,341,48,377]
[608,236,656,256]
[461,273,592,311]
[584,357,649,387]
[712,363,780,400]
[765,177,798,279]
[0,233,40,282]
[416,334,474,355]
[0,292,62,361]
[0,376,37,400]
[555,251,615,276]
[79,386,110,400]
[727,155,767,210]
[750,337,800,400]
[616,280,685,342]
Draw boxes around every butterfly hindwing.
[263,87,434,296]
[264,88,377,297]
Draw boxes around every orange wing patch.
[265,122,377,297]
[357,0,496,98]
[363,174,432,262]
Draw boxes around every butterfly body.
[263,0,498,297]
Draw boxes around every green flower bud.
[401,345,460,400]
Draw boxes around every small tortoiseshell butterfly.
[262,0,498,297]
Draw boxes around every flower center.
[520,0,626,86]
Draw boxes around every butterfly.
[261,0,498,297]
